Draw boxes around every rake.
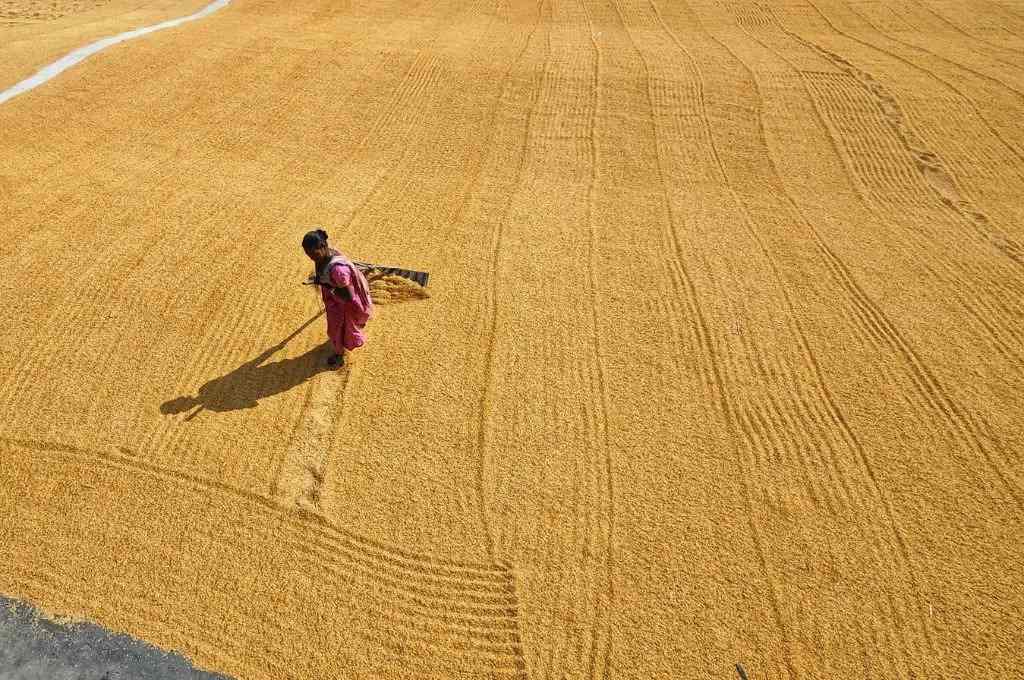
[352,261,429,287]
[301,261,430,288]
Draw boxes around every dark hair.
[302,229,328,251]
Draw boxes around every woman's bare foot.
[327,353,345,368]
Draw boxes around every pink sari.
[320,252,373,353]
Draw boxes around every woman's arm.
[329,263,354,301]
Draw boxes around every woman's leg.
[325,305,346,367]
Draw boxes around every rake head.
[354,262,429,288]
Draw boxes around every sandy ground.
[0,1,1022,678]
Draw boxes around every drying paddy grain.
[0,1,1022,678]
[369,274,431,304]
[0,0,110,23]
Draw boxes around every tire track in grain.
[680,2,863,517]
[744,8,1024,506]
[507,2,615,676]
[795,72,1024,353]
[691,5,872,514]
[430,0,542,575]
[716,3,1019,663]
[621,2,731,413]
[469,2,619,675]
[862,0,1024,96]
[474,0,550,563]
[790,27,1024,271]
[654,2,964,671]
[723,0,1021,646]
[764,5,1024,340]
[625,0,893,674]
[965,0,1024,51]
[524,2,607,674]
[909,0,1024,60]
[799,113,1024,507]
[968,0,1024,45]
[616,3,805,672]
[785,74,1024,349]
[423,4,564,675]
[805,0,1024,164]
[577,2,615,677]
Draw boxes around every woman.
[302,229,373,367]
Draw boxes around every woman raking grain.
[302,229,373,367]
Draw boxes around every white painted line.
[0,0,232,106]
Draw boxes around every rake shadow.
[160,312,332,418]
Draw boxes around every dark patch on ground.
[0,595,233,680]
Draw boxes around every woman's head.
[302,228,330,261]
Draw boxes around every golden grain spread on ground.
[1,1,1022,678]
[369,274,431,304]
[1,0,110,23]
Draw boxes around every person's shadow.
[160,312,332,420]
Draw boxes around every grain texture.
[0,1,1021,678]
